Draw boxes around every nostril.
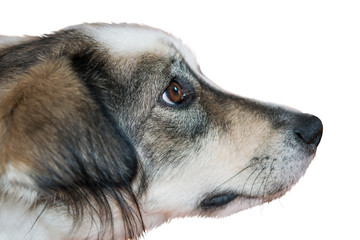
[312,128,323,146]
[296,127,323,146]
[294,114,323,146]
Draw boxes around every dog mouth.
[200,192,240,210]
[200,186,291,212]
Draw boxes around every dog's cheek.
[137,104,209,164]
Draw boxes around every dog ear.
[0,59,143,238]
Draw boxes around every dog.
[0,23,323,240]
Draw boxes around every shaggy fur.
[0,23,322,240]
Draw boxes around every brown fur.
[0,60,88,171]
[0,55,142,238]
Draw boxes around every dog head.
[0,23,322,239]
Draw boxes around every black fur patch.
[200,192,239,211]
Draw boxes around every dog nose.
[294,114,323,146]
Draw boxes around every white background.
[1,1,359,239]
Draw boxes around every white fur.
[0,35,35,49]
[0,200,70,240]
[140,129,267,220]
[74,23,226,96]
[72,23,199,69]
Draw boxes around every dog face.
[0,23,322,239]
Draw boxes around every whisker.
[250,166,266,197]
[241,168,258,194]
[210,162,258,194]
[256,174,267,197]
[237,167,259,209]
[189,163,259,216]
[27,201,49,235]
[262,158,276,198]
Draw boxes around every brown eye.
[162,81,185,105]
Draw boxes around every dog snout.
[293,114,323,147]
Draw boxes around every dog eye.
[162,81,186,105]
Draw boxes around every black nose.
[294,114,323,146]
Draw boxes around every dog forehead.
[73,23,198,67]
[71,23,225,91]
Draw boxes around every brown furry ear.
[0,59,143,238]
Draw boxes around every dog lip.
[238,184,292,204]
[200,192,240,210]
[199,185,296,213]
[200,192,262,211]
